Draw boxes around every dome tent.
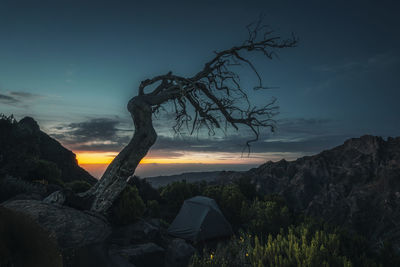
[167,196,233,242]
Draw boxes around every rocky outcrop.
[3,200,110,248]
[233,135,400,249]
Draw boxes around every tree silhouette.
[84,20,297,214]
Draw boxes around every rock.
[108,253,136,267]
[110,220,160,246]
[18,116,40,133]
[5,192,43,202]
[110,243,165,267]
[165,238,196,267]
[3,200,110,249]
[43,190,66,205]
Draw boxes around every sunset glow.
[75,151,118,164]
[75,150,273,178]
[75,150,270,165]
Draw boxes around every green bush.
[129,176,161,202]
[0,206,62,267]
[146,199,160,217]
[29,159,64,186]
[190,234,252,267]
[66,180,92,193]
[235,176,259,201]
[190,226,356,267]
[250,227,353,267]
[241,199,291,237]
[189,220,387,267]
[219,184,246,226]
[202,185,223,203]
[159,180,201,213]
[111,185,145,225]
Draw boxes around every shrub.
[159,180,201,213]
[248,227,353,267]
[0,206,62,267]
[128,175,161,202]
[66,180,92,193]
[219,184,246,226]
[235,176,259,201]
[111,185,145,225]
[189,226,356,267]
[146,199,160,217]
[202,185,223,204]
[241,199,291,237]
[190,234,252,267]
[28,159,64,186]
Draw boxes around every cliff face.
[239,135,400,247]
[0,116,96,184]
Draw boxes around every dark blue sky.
[1,0,400,177]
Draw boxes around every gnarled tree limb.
[85,20,297,214]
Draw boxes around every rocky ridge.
[229,135,400,248]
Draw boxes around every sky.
[1,0,400,178]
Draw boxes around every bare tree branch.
[85,18,297,213]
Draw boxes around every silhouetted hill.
[0,115,96,185]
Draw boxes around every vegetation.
[189,225,355,267]
[66,180,92,193]
[110,185,145,225]
[140,178,399,267]
[28,159,64,186]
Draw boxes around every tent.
[167,196,233,242]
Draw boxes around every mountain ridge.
[229,135,400,249]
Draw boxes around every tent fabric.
[167,196,233,242]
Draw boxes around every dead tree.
[84,21,297,214]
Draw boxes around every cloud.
[0,91,44,106]
[51,117,131,151]
[149,117,349,155]
[313,52,399,74]
[9,91,42,99]
[151,133,348,154]
[52,115,351,164]
[0,93,19,104]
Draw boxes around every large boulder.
[3,200,110,249]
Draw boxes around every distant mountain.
[0,116,96,185]
[225,135,400,249]
[144,171,224,188]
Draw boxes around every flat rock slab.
[3,200,111,249]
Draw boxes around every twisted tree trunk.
[84,96,157,213]
[81,21,296,214]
